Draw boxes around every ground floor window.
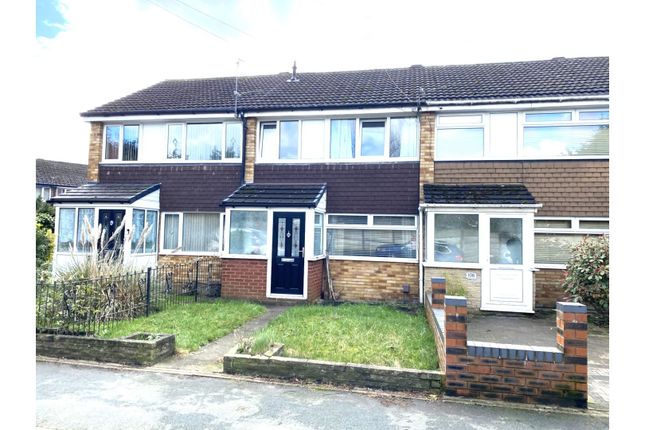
[534,217,608,265]
[229,210,268,256]
[326,214,417,259]
[434,214,479,263]
[57,207,95,253]
[161,212,220,253]
[313,213,324,256]
[131,209,158,254]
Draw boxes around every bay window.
[57,207,95,253]
[131,209,158,254]
[326,214,417,259]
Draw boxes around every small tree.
[562,235,609,325]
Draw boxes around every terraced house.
[50,56,609,313]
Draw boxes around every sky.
[31,0,617,164]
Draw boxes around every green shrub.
[562,235,609,325]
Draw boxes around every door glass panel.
[277,218,286,257]
[490,218,523,265]
[291,218,301,257]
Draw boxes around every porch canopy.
[48,182,160,204]
[422,184,538,207]
[222,183,327,208]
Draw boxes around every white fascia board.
[423,97,608,112]
[249,106,418,118]
[420,203,542,210]
[82,113,240,122]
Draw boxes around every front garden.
[245,303,438,370]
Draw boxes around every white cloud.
[32,0,611,163]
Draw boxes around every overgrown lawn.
[100,300,266,353]
[248,304,437,370]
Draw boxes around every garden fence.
[36,259,220,336]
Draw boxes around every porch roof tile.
[423,184,537,205]
[222,183,326,208]
[48,182,160,204]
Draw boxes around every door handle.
[299,247,305,258]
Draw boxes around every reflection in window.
[330,119,356,159]
[361,120,385,156]
[260,123,278,159]
[167,124,183,159]
[327,229,416,258]
[225,123,242,158]
[579,111,609,121]
[186,123,222,160]
[523,125,608,157]
[163,214,179,250]
[389,118,417,157]
[535,233,585,265]
[145,211,158,252]
[436,128,484,159]
[122,125,139,161]
[105,125,120,159]
[490,218,523,265]
[279,121,299,159]
[434,214,478,263]
[525,112,572,122]
[58,208,75,252]
[131,209,146,253]
[328,215,368,225]
[76,208,94,253]
[229,210,267,255]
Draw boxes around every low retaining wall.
[36,332,176,366]
[425,277,588,408]
[224,345,443,392]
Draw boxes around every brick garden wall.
[426,277,588,408]
[329,260,419,302]
[535,269,568,309]
[221,258,268,301]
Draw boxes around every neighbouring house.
[36,158,88,200]
[49,56,609,312]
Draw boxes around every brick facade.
[244,118,257,183]
[87,122,103,181]
[329,260,418,302]
[535,269,568,309]
[307,259,324,302]
[434,160,609,217]
[426,279,588,408]
[418,112,435,201]
[424,267,481,311]
[221,258,268,301]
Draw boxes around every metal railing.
[36,259,220,336]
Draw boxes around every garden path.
[150,304,291,373]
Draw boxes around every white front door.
[481,213,534,313]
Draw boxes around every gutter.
[425,94,608,107]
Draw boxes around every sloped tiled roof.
[36,159,87,187]
[423,184,537,205]
[49,183,160,204]
[81,57,608,117]
[222,183,327,208]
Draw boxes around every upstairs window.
[104,125,139,161]
[259,117,418,162]
[164,122,242,162]
[436,115,484,160]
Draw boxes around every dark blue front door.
[271,212,305,295]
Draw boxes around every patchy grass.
[248,304,438,370]
[100,300,266,353]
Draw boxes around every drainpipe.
[418,206,424,304]
[239,112,247,185]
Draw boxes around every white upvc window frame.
[425,210,483,269]
[325,213,418,263]
[102,123,141,162]
[54,206,97,255]
[256,115,419,163]
[223,207,270,260]
[131,208,159,255]
[435,107,609,161]
[159,211,223,256]
[534,216,609,269]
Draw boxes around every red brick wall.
[221,258,267,300]
[425,282,588,408]
[328,260,419,302]
[434,160,608,217]
[535,269,568,309]
[307,259,324,303]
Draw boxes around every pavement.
[468,311,609,412]
[150,304,291,373]
[36,361,610,430]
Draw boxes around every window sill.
[534,264,567,270]
[221,254,268,260]
[159,251,220,256]
[422,261,482,269]
[100,160,242,165]
[255,158,419,164]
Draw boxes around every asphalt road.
[36,362,608,430]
